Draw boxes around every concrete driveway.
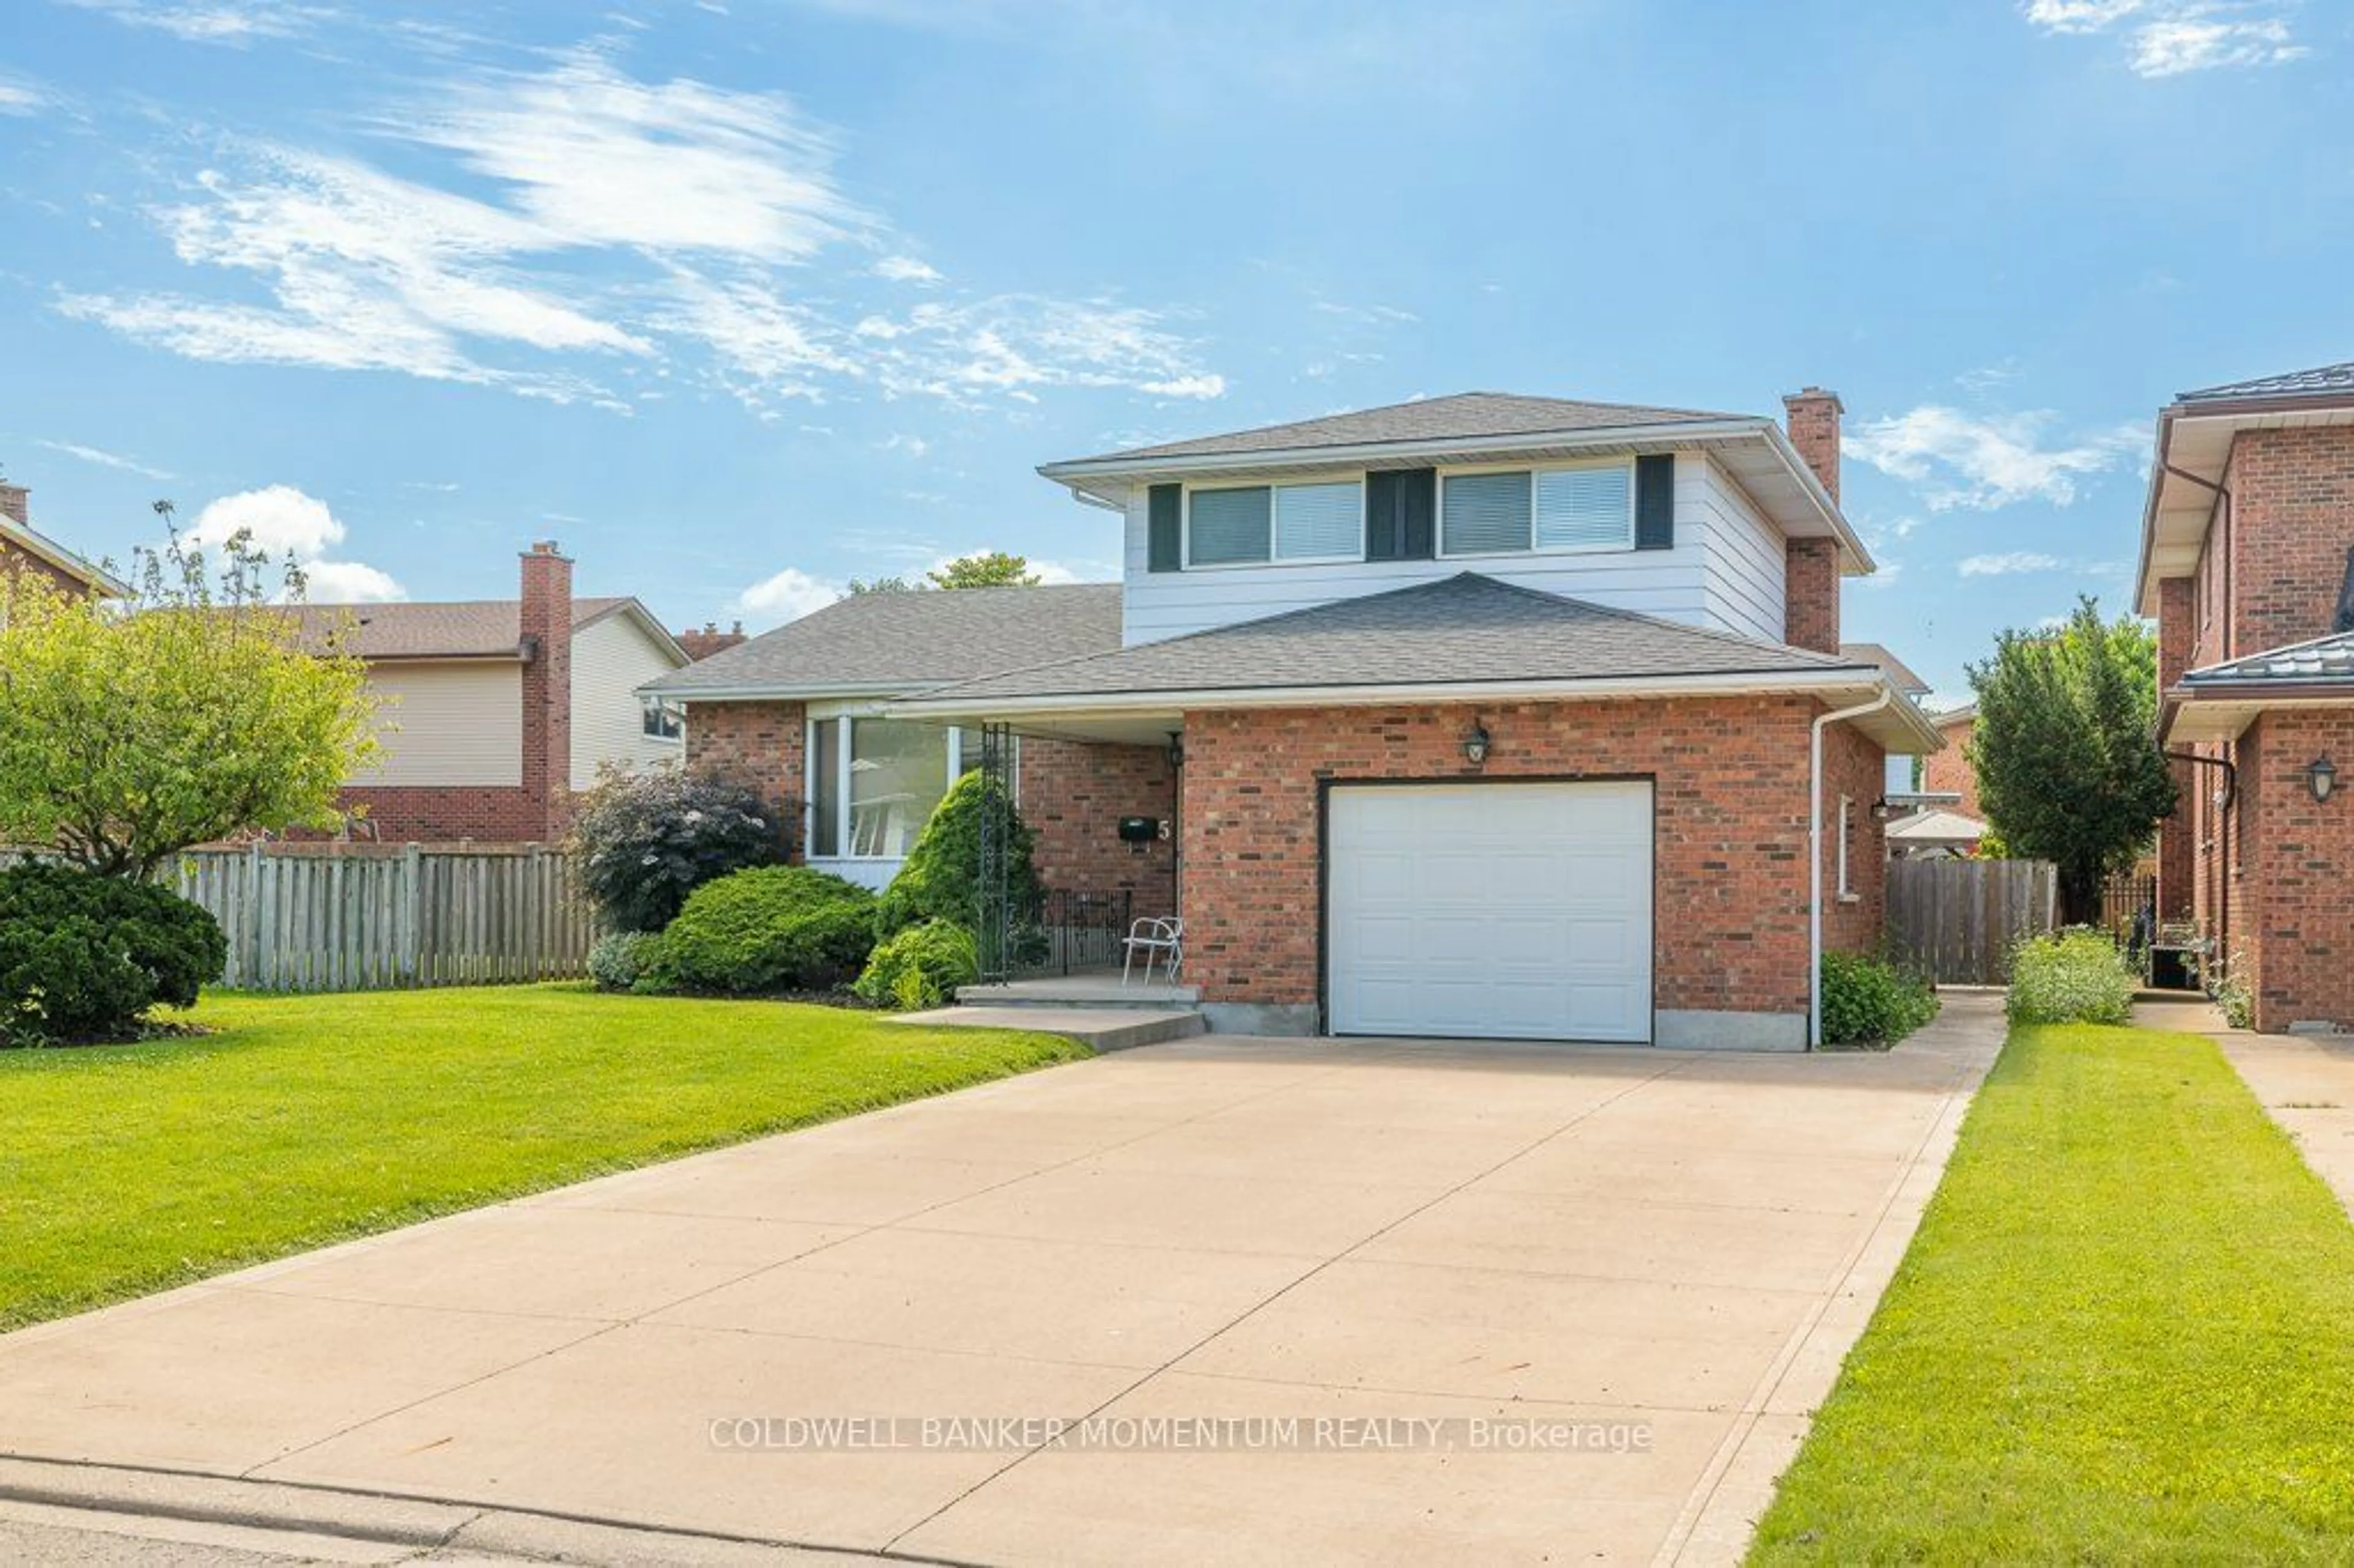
[0,997,2002,1566]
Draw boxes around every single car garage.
[1324,778,1655,1043]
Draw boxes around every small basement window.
[1185,480,1363,566]
[1440,462,1634,557]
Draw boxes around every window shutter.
[1635,454,1675,552]
[1368,469,1436,560]
[1148,484,1181,573]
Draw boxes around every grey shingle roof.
[2182,630,2354,685]
[1056,392,1745,466]
[905,573,1864,706]
[1841,641,1930,695]
[648,583,1124,696]
[292,596,634,659]
[2179,362,2354,405]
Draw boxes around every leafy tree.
[926,551,1042,590]
[1966,598,2174,924]
[847,576,920,595]
[569,765,788,933]
[0,527,378,878]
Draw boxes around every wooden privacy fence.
[170,845,595,992]
[1884,858,2058,986]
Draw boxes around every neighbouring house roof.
[2181,629,2354,687]
[895,573,1943,752]
[292,596,671,661]
[2136,357,2354,613]
[1932,702,1976,729]
[1886,807,1987,847]
[1840,641,1930,696]
[1037,389,1876,576]
[2178,361,2354,405]
[1059,392,1744,466]
[0,516,131,598]
[2163,628,2354,742]
[644,583,1125,700]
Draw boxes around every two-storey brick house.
[2141,362,2354,1031]
[655,389,1939,1049]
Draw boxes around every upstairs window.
[1185,480,1363,566]
[1439,462,1635,557]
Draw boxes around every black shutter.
[1148,484,1182,573]
[1635,454,1675,551]
[1367,468,1436,561]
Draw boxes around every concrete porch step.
[883,1005,1206,1052]
[956,975,1201,1010]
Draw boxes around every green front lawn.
[0,986,1086,1331]
[1753,1022,2354,1561]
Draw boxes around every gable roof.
[2179,361,2354,406]
[1840,641,1930,696]
[896,574,1941,751]
[293,596,655,660]
[0,516,131,598]
[646,583,1124,699]
[1061,392,1744,466]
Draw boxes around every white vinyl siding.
[1124,452,1788,646]
[1186,479,1363,567]
[352,662,524,786]
[571,612,691,789]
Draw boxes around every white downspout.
[1810,688,1895,1048]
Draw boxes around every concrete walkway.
[0,999,2006,1567]
[2141,996,2354,1218]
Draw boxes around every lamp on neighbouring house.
[2308,755,2338,804]
[1870,797,1892,822]
[1462,721,1491,767]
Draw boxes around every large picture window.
[806,720,1011,861]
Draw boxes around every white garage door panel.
[1328,781,1653,1043]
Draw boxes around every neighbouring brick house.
[2141,360,2354,1032]
[298,543,694,843]
[1919,704,1983,820]
[656,389,1937,1048]
[0,481,129,598]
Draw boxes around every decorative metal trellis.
[973,721,1015,983]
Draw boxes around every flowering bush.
[2008,929,2136,1026]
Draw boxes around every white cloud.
[36,439,172,479]
[878,433,931,457]
[0,77,44,116]
[61,50,1224,414]
[1959,551,2067,576]
[734,565,841,628]
[185,484,406,601]
[65,0,323,44]
[1845,405,2146,510]
[2021,0,2308,77]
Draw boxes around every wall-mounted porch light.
[2307,755,2337,804]
[1462,721,1491,767]
[1165,731,1184,770]
[1870,797,1892,822]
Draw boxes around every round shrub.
[0,863,226,1043]
[586,931,661,992]
[641,866,877,995]
[1820,950,1940,1048]
[569,766,788,935]
[2007,929,2135,1026]
[853,919,978,1011]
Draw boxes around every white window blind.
[1274,481,1362,560]
[1536,465,1634,549]
[1441,471,1532,554]
[1188,487,1271,565]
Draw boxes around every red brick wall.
[518,544,573,841]
[0,542,96,596]
[1921,715,1982,820]
[1823,717,1889,953]
[2156,577,2196,918]
[1783,389,1843,503]
[1019,736,1178,915]
[2224,427,2354,658]
[2231,710,2354,1031]
[335,786,547,843]
[1179,697,1872,1023]
[1784,538,1841,655]
[684,700,807,851]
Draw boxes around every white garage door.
[1327,781,1654,1043]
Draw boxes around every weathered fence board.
[1884,858,2058,986]
[161,845,593,993]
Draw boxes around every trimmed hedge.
[639,866,876,995]
[0,863,226,1043]
[1821,950,1940,1048]
[853,919,978,1011]
[2008,929,2135,1026]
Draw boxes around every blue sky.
[4,0,2347,702]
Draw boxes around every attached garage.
[1325,780,1655,1043]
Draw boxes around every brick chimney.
[518,541,574,841]
[1781,388,1845,654]
[676,620,748,661]
[0,483,28,528]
